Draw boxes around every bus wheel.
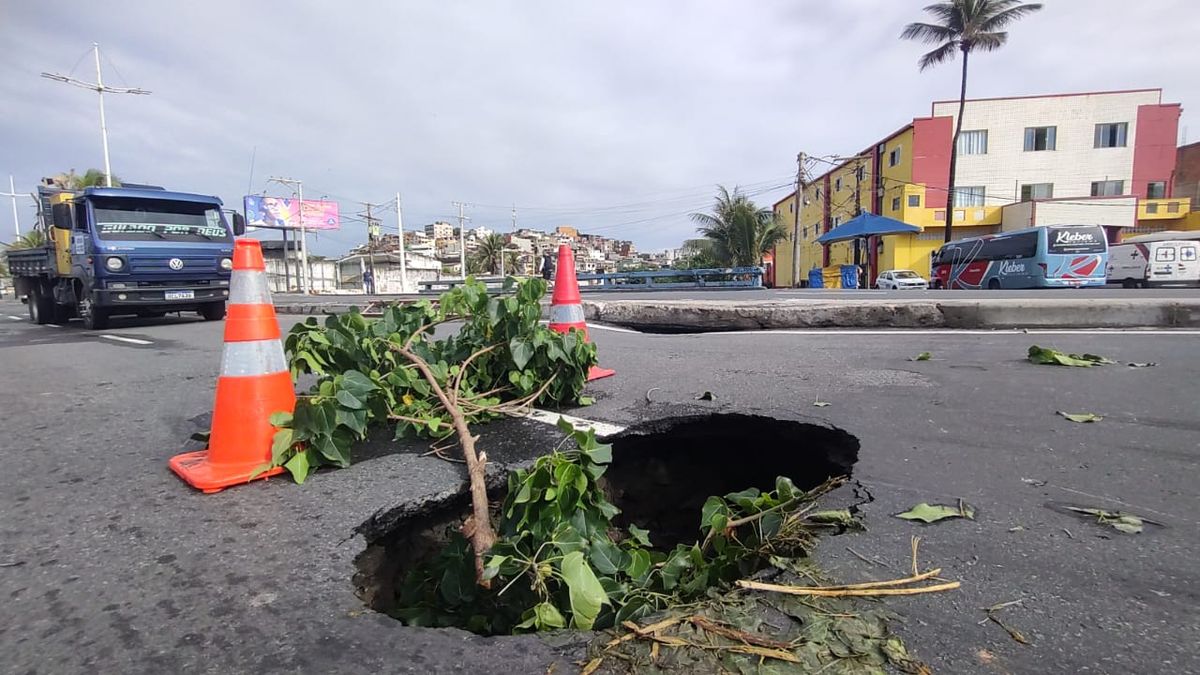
[987,279,1002,290]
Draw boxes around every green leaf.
[660,548,694,591]
[805,509,857,526]
[909,351,932,361]
[270,428,294,465]
[559,551,608,629]
[341,369,379,396]
[627,524,652,547]
[427,418,441,434]
[509,337,534,370]
[624,548,651,580]
[581,440,612,466]
[1111,516,1144,534]
[775,476,797,501]
[1057,411,1103,423]
[895,501,976,523]
[587,537,625,576]
[268,411,293,427]
[516,602,566,631]
[284,448,313,484]
[1027,345,1114,367]
[700,496,729,532]
[335,389,364,410]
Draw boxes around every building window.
[908,194,920,208]
[953,186,986,207]
[1023,126,1056,151]
[788,203,794,213]
[1145,202,1159,214]
[1091,180,1125,196]
[888,146,902,167]
[1020,183,1054,201]
[1147,181,1167,199]
[832,215,842,227]
[835,177,842,191]
[933,210,946,221]
[957,130,988,155]
[1094,122,1128,148]
[891,196,901,211]
[1168,201,1180,214]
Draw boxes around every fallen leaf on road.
[895,501,976,523]
[694,391,715,401]
[812,399,831,407]
[1065,506,1146,534]
[909,352,932,361]
[1127,362,1157,368]
[804,509,860,528]
[1027,345,1114,367]
[1056,411,1103,423]
[1007,525,1025,532]
[1020,477,1047,487]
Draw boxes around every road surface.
[0,299,1197,673]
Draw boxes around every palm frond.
[969,31,1007,51]
[979,3,1042,31]
[918,41,960,70]
[901,21,960,44]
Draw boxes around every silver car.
[875,269,929,290]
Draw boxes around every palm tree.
[469,233,507,275]
[50,168,122,189]
[6,230,46,250]
[902,0,1042,243]
[689,186,785,268]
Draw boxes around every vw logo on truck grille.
[168,258,184,270]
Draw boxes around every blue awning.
[816,213,920,244]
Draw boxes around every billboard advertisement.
[244,195,340,231]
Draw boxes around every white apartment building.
[424,221,455,239]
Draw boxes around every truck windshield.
[92,197,230,242]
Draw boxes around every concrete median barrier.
[582,298,1200,332]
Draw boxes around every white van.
[1107,240,1200,287]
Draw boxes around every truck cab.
[13,184,245,328]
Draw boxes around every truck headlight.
[220,257,233,271]
[105,256,125,272]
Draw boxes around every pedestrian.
[541,250,555,281]
[363,268,375,295]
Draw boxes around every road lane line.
[45,324,63,328]
[99,334,153,345]
[7,315,23,321]
[527,408,626,437]
[587,323,640,334]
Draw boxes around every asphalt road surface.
[1,299,1197,674]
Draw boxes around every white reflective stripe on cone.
[228,269,273,305]
[548,303,585,324]
[220,339,288,376]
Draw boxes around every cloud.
[1,0,1194,253]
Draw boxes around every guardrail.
[417,267,764,294]
[576,267,764,291]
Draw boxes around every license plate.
[165,290,195,300]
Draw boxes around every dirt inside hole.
[353,413,859,627]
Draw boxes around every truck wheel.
[29,285,55,325]
[199,302,226,321]
[78,293,109,330]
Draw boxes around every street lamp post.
[42,43,150,187]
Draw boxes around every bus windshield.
[92,197,231,243]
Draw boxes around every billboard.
[244,195,340,231]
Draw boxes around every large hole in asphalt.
[353,413,860,632]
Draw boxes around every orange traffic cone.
[169,239,296,493]
[548,244,615,381]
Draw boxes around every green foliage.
[1027,345,1114,367]
[393,418,839,635]
[269,277,597,483]
[5,230,46,251]
[894,501,975,523]
[51,168,121,189]
[689,186,784,268]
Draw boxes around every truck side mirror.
[232,212,246,237]
[51,203,73,230]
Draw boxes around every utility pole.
[42,43,150,187]
[1,176,35,237]
[452,201,469,277]
[791,152,805,288]
[396,192,409,293]
[268,176,309,293]
[359,203,380,294]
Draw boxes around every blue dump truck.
[5,180,246,329]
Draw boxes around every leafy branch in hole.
[265,278,598,585]
[393,417,853,635]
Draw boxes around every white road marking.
[45,324,63,328]
[7,315,23,321]
[696,328,1200,337]
[527,408,626,437]
[99,334,153,345]
[587,323,640,334]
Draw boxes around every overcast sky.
[2,1,1194,254]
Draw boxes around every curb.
[581,298,1200,331]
